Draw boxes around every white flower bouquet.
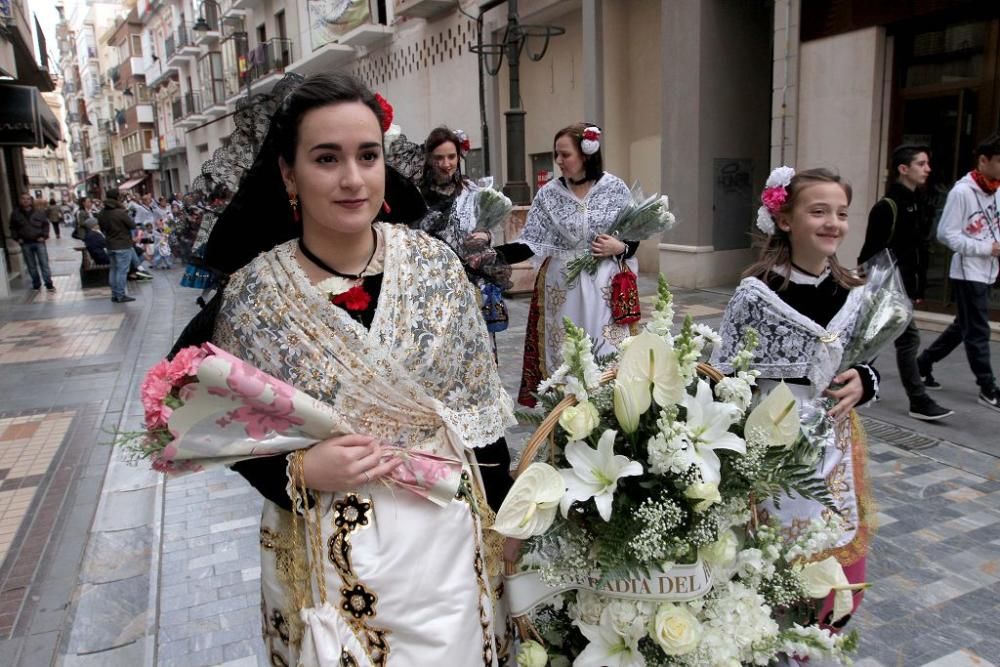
[500,277,863,666]
[563,185,677,287]
[473,178,514,234]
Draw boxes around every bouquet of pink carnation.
[121,343,462,505]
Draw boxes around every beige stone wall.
[796,27,888,268]
[352,13,485,148]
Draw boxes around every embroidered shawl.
[711,276,866,396]
[213,223,516,450]
[519,173,632,259]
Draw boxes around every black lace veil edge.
[199,73,427,277]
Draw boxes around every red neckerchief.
[970,169,1000,195]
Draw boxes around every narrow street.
[0,237,998,666]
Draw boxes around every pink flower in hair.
[761,186,788,213]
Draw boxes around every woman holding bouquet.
[386,127,513,347]
[712,167,878,629]
[499,123,641,406]
[196,73,516,666]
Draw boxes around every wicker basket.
[504,361,725,640]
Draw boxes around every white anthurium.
[616,331,685,418]
[613,380,643,434]
[744,381,800,448]
[493,463,566,539]
[682,380,746,484]
[574,608,647,667]
[798,556,868,623]
[560,429,643,522]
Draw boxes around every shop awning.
[118,177,145,191]
[0,83,61,148]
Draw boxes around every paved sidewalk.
[0,241,998,666]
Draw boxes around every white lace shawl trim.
[214,223,515,451]
[518,173,631,259]
[711,277,866,397]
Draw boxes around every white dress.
[214,225,516,666]
[517,175,637,402]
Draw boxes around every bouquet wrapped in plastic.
[799,250,912,446]
[472,177,513,234]
[563,184,677,286]
[120,343,462,505]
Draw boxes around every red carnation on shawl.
[374,93,394,133]
[331,285,372,311]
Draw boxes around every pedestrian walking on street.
[7,193,56,291]
[97,188,138,303]
[492,122,641,406]
[917,132,1000,412]
[184,71,513,665]
[46,197,62,239]
[858,145,953,421]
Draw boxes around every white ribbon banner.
[504,560,714,616]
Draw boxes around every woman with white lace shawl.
[201,73,517,666]
[711,167,877,632]
[495,123,640,406]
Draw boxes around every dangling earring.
[382,201,391,214]
[289,192,300,222]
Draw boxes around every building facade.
[64,0,1000,319]
[1,0,58,294]
[22,85,77,203]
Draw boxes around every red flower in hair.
[583,128,600,142]
[460,137,471,153]
[374,93,393,133]
[331,285,372,312]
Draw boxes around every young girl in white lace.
[713,167,876,630]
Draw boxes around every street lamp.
[470,0,564,204]
[192,1,219,33]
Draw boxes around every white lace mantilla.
[519,173,632,259]
[711,277,866,396]
[213,223,516,450]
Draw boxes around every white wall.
[796,27,887,268]
[350,13,483,149]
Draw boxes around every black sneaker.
[908,395,954,421]
[917,355,941,390]
[979,385,1000,413]
[46,285,56,291]
[112,295,136,303]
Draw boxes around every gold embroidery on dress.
[340,649,360,666]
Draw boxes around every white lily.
[574,608,647,667]
[798,556,867,623]
[682,380,746,484]
[560,429,643,521]
[744,381,800,448]
[493,463,565,539]
[616,331,685,420]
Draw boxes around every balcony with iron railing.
[177,91,205,128]
[247,38,294,87]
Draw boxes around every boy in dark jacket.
[7,193,55,291]
[97,189,138,302]
[858,145,952,421]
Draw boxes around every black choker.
[298,227,378,280]
[567,176,591,186]
[790,261,828,278]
